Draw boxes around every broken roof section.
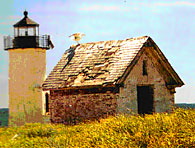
[42,36,184,90]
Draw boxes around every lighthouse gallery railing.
[4,35,51,50]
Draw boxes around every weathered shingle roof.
[43,36,149,90]
[42,36,184,90]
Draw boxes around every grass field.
[1,104,194,128]
[0,108,194,147]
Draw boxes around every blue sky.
[0,0,195,108]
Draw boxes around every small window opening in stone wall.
[45,93,49,113]
[143,60,148,76]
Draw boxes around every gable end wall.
[117,49,175,114]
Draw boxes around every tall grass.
[0,108,194,147]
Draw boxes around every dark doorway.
[45,93,49,113]
[137,86,154,114]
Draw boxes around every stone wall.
[49,89,118,124]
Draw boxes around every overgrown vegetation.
[0,108,194,147]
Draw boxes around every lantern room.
[13,11,39,37]
[4,11,54,50]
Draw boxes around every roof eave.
[42,83,117,91]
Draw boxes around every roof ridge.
[69,35,150,47]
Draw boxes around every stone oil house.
[42,36,184,124]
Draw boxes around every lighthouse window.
[19,28,26,36]
[28,28,34,36]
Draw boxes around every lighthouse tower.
[4,11,53,126]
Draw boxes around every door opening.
[137,86,154,115]
[45,93,49,113]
